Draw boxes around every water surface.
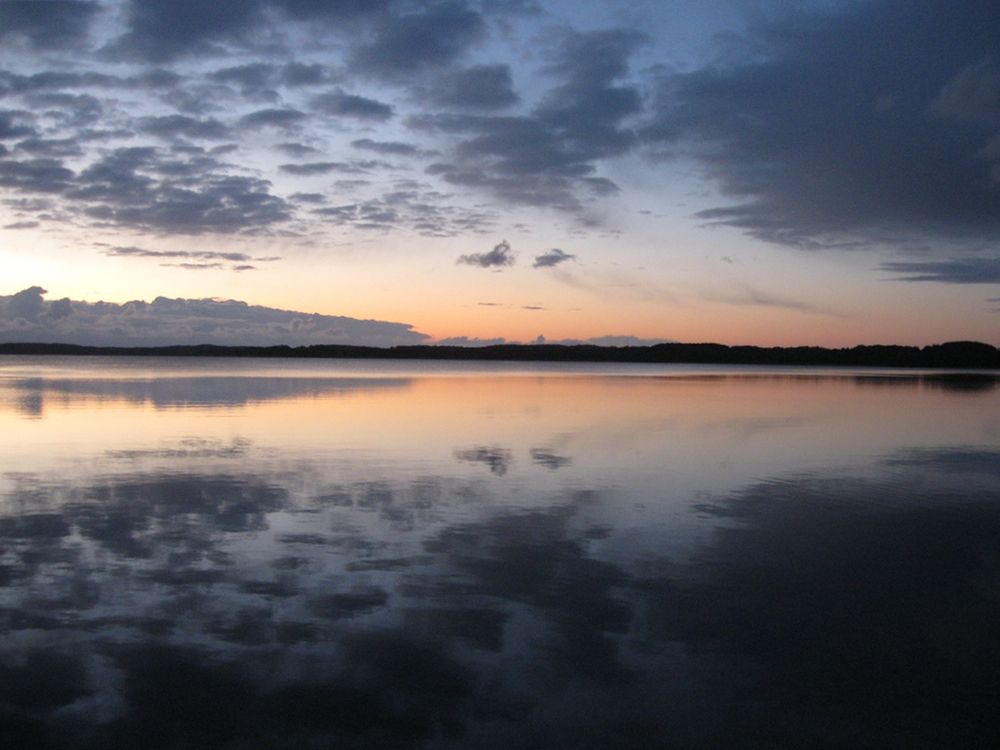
[2,357,999,748]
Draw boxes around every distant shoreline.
[3,340,1000,369]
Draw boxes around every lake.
[1,356,999,748]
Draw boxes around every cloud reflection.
[1,373,411,415]
[2,375,1000,747]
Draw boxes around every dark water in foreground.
[1,357,999,749]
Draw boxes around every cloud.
[352,2,487,77]
[288,191,325,203]
[102,246,262,270]
[878,256,1000,283]
[428,64,519,110]
[0,1,98,50]
[14,137,83,157]
[433,335,507,346]
[138,115,230,140]
[279,162,359,175]
[0,159,75,193]
[279,62,330,87]
[554,335,679,346]
[645,0,1000,252]
[238,108,307,129]
[532,248,576,268]
[209,62,277,93]
[0,111,35,139]
[703,283,843,317]
[457,239,516,268]
[311,90,393,121]
[351,138,423,156]
[58,147,292,234]
[0,286,431,346]
[411,29,642,211]
[313,188,494,236]
[105,0,263,62]
[274,142,320,158]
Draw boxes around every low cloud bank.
[432,334,678,347]
[0,287,430,347]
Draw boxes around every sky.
[1,0,999,347]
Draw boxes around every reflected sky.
[1,357,999,748]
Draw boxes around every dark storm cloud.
[646,0,1000,251]
[0,1,99,49]
[878,256,1000,283]
[457,239,515,268]
[311,90,393,121]
[138,115,230,140]
[411,29,643,210]
[533,248,575,268]
[429,64,519,109]
[352,2,487,77]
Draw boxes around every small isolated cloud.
[4,220,39,229]
[533,248,576,268]
[457,239,516,268]
[879,257,1000,283]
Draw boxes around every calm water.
[1,356,999,749]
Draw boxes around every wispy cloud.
[533,248,576,268]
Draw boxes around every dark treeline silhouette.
[3,340,1000,368]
